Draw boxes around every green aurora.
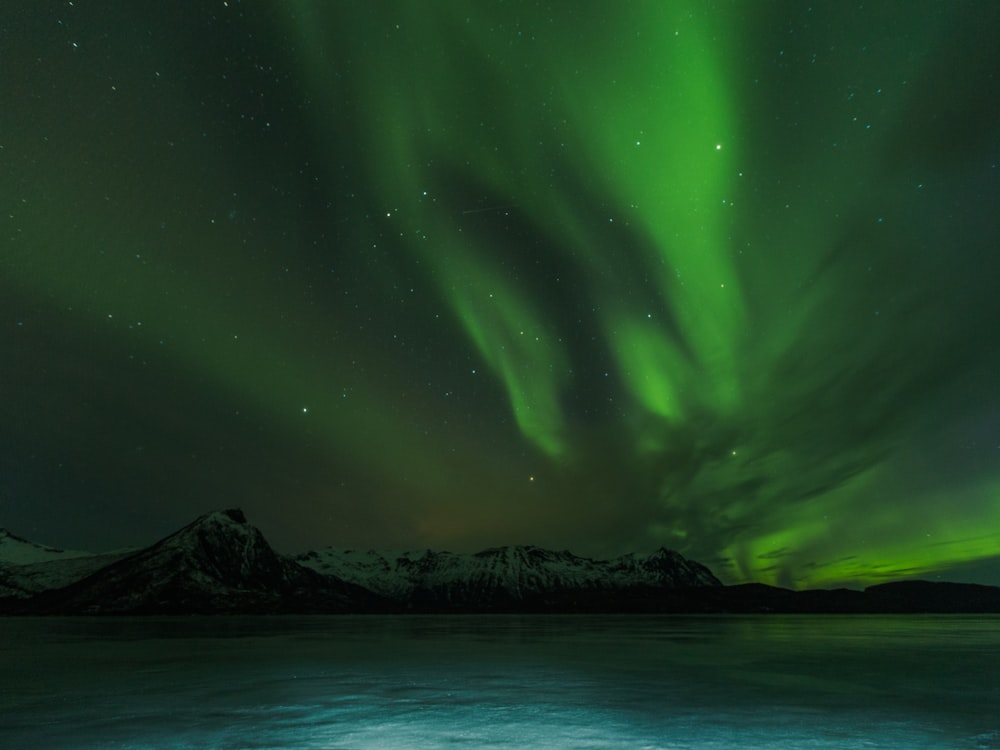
[2,1,999,588]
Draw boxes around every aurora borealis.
[3,1,999,589]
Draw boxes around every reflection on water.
[1,615,998,749]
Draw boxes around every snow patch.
[0,529,94,565]
[295,544,721,601]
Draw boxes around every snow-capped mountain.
[3,510,999,614]
[21,509,386,614]
[0,550,133,599]
[0,509,722,614]
[0,530,133,599]
[295,543,721,609]
[0,529,93,565]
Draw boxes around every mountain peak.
[19,509,380,614]
[8,511,997,614]
[148,508,283,586]
[195,508,248,525]
[296,542,722,609]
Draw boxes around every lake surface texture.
[1,615,998,749]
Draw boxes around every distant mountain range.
[2,509,999,615]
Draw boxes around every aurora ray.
[2,0,999,588]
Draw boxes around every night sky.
[3,1,999,589]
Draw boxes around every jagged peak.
[475,545,520,557]
[165,509,249,537]
[150,507,265,558]
[647,547,685,560]
[194,508,248,526]
[472,544,561,558]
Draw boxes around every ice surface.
[1,615,998,749]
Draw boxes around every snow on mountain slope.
[295,543,721,607]
[0,551,133,599]
[0,529,135,599]
[0,529,94,565]
[2,511,722,613]
[26,509,383,614]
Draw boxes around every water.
[1,615,998,749]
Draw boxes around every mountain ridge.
[5,509,387,614]
[294,542,721,608]
[0,528,96,565]
[3,509,999,614]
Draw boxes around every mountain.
[0,550,133,600]
[862,580,1000,613]
[670,580,1000,614]
[294,544,721,610]
[3,510,999,614]
[0,510,722,614]
[0,528,94,565]
[0,530,133,599]
[18,509,387,614]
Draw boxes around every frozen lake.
[1,614,998,749]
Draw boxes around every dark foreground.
[5,578,1000,615]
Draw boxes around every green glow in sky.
[3,0,1000,588]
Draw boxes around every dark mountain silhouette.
[2,509,998,614]
[295,543,721,611]
[8,509,386,614]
